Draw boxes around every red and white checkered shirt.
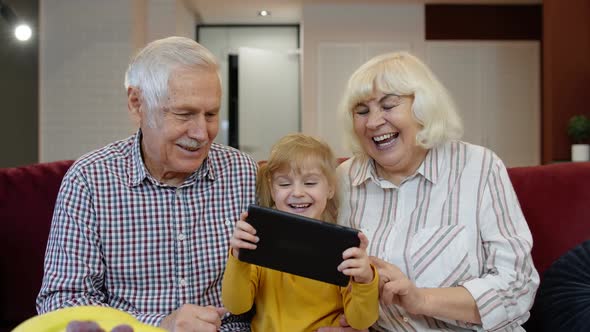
[37,132,257,330]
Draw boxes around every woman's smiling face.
[352,91,426,183]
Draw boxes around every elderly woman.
[336,52,539,331]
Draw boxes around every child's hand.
[337,232,374,284]
[229,212,259,258]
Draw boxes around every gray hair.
[124,36,220,127]
[340,51,463,157]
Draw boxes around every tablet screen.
[238,204,360,286]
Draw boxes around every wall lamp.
[0,0,32,41]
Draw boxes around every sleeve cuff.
[350,264,379,293]
[461,278,508,330]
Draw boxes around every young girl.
[221,133,379,331]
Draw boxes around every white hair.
[124,36,220,127]
[340,51,463,157]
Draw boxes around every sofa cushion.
[0,160,74,330]
[535,240,590,331]
[507,162,590,277]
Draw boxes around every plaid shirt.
[37,132,257,331]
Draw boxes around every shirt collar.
[351,156,379,187]
[127,130,216,187]
[351,145,444,188]
[416,145,443,185]
[127,131,148,187]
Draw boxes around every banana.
[12,306,165,332]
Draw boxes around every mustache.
[175,138,208,149]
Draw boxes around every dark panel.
[228,54,239,149]
[426,4,542,40]
[543,0,590,163]
[0,0,39,168]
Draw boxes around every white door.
[238,47,300,161]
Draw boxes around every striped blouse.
[337,140,539,332]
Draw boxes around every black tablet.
[238,204,360,286]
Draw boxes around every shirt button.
[177,233,186,241]
[179,278,187,287]
[175,189,181,198]
[225,219,231,226]
[403,316,409,322]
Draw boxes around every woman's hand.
[338,233,374,284]
[229,212,259,257]
[369,256,426,315]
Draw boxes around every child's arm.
[221,212,260,314]
[337,233,380,330]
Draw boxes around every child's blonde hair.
[257,133,339,223]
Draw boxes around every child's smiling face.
[270,164,334,220]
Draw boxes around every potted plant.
[568,115,590,161]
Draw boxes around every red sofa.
[1,160,589,331]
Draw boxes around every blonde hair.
[340,51,463,157]
[257,134,339,223]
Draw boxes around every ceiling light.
[258,10,270,17]
[14,23,31,41]
[1,1,33,42]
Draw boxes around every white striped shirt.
[337,141,539,332]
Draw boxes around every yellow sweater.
[222,251,379,331]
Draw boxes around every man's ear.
[127,87,142,122]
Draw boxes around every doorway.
[198,25,300,161]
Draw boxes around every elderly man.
[36,37,257,332]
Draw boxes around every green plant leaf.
[568,115,590,144]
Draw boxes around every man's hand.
[315,314,368,332]
[160,304,227,332]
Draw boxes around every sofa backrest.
[0,160,74,331]
[507,162,590,277]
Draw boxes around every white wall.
[40,0,196,162]
[426,41,541,166]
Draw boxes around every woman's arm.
[371,257,481,324]
[459,158,539,330]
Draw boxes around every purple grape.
[111,325,134,332]
[65,320,105,332]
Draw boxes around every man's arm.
[36,171,107,313]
